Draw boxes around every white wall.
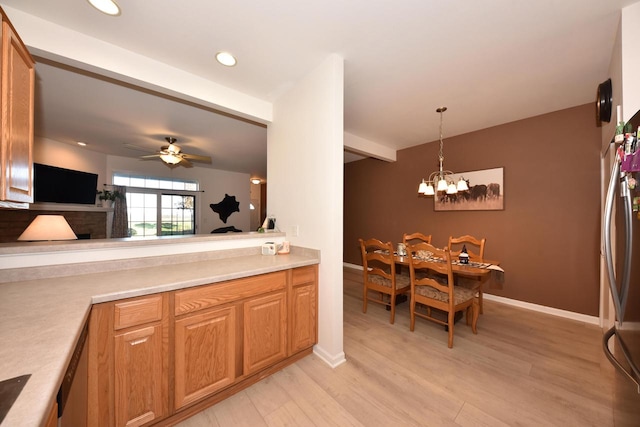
[34,136,107,181]
[601,16,623,328]
[268,54,345,367]
[33,137,250,234]
[622,2,640,120]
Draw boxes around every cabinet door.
[243,292,287,374]
[290,283,317,354]
[45,402,58,427]
[0,16,34,203]
[174,306,236,409]
[114,324,166,427]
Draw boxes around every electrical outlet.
[290,225,299,237]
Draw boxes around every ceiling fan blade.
[140,154,161,159]
[179,157,194,168]
[182,153,212,163]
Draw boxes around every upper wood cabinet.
[0,8,34,204]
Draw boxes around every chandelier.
[417,107,468,196]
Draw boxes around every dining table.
[394,252,502,287]
[393,250,503,322]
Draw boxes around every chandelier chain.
[437,107,447,172]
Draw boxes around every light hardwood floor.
[177,267,615,427]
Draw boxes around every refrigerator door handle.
[603,327,640,393]
[604,153,625,319]
[620,174,633,314]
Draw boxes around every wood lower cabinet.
[45,402,58,427]
[88,294,169,427]
[87,266,317,426]
[289,266,318,354]
[114,324,166,427]
[243,291,287,374]
[174,305,237,410]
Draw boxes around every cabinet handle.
[129,338,149,346]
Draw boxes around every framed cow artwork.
[434,167,504,211]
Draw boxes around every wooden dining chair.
[402,232,432,245]
[448,234,487,313]
[359,238,410,324]
[406,242,478,348]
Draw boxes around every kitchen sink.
[0,374,30,423]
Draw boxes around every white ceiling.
[2,0,636,180]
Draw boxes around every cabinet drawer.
[292,265,316,286]
[114,295,163,330]
[175,271,287,316]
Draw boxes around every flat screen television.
[34,163,99,205]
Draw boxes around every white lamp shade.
[418,180,428,194]
[446,183,458,194]
[424,184,435,196]
[18,215,77,241]
[457,177,469,191]
[437,178,448,192]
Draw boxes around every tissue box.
[261,243,277,255]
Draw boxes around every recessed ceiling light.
[87,0,121,16]
[77,141,87,146]
[251,178,261,184]
[216,52,237,67]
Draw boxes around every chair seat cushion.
[369,273,410,289]
[415,284,476,303]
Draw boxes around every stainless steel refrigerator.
[603,110,640,427]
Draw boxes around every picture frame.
[434,167,504,211]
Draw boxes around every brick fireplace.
[0,208,108,242]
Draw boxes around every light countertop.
[0,248,319,426]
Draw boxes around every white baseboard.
[342,262,599,325]
[343,262,362,271]
[482,294,599,325]
[313,345,347,368]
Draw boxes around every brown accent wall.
[344,103,602,316]
[0,210,107,242]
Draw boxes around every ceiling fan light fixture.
[216,51,237,67]
[87,0,121,16]
[160,153,182,165]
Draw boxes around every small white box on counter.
[261,243,277,255]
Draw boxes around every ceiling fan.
[141,137,212,167]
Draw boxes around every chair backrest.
[406,242,454,301]
[359,238,396,282]
[402,232,432,246]
[448,235,486,261]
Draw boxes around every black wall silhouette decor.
[211,226,242,233]
[210,194,240,223]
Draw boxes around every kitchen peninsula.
[0,233,320,426]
